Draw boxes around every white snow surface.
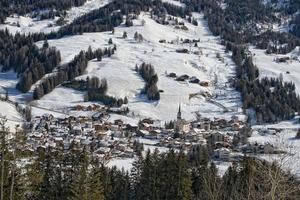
[0,101,23,132]
[34,12,244,122]
[107,157,135,172]
[250,123,300,177]
[251,46,300,94]
[161,0,186,7]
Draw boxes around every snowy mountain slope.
[250,47,300,94]
[0,0,110,35]
[249,123,300,177]
[33,12,244,123]
[0,101,23,132]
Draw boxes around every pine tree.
[0,119,9,200]
[37,148,57,200]
[134,32,139,41]
[87,165,105,200]
[108,38,113,45]
[122,31,127,39]
[69,149,89,200]
[43,39,49,49]
[295,129,300,139]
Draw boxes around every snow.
[36,33,110,64]
[161,0,186,7]
[246,45,300,177]
[63,0,111,24]
[0,0,110,34]
[261,0,290,9]
[34,12,244,123]
[107,138,172,171]
[249,125,300,177]
[251,46,300,94]
[0,70,32,103]
[107,157,135,172]
[30,86,85,118]
[0,15,60,34]
[214,161,232,176]
[0,101,23,132]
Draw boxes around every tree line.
[45,0,153,40]
[85,76,128,108]
[180,0,300,124]
[28,0,195,41]
[135,63,160,101]
[228,43,300,123]
[181,0,300,53]
[0,30,61,93]
[0,0,87,23]
[63,76,128,108]
[33,46,115,100]
[16,40,62,92]
[1,130,299,200]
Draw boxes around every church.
[174,104,190,135]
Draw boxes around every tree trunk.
[9,139,16,200]
[1,130,5,200]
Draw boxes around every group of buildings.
[23,104,282,163]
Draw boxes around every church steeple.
[177,104,182,120]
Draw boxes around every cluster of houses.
[166,72,210,88]
[24,104,284,163]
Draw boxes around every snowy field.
[34,12,244,123]
[251,47,300,94]
[0,101,23,132]
[162,0,186,7]
[0,0,110,34]
[246,2,300,176]
[249,124,300,177]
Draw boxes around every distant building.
[174,104,190,136]
[214,147,231,161]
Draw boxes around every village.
[22,103,285,165]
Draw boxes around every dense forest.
[33,46,114,100]
[0,0,189,96]
[0,130,299,200]
[45,0,153,39]
[0,0,87,23]
[265,0,300,41]
[0,30,61,93]
[63,76,128,107]
[16,40,62,92]
[176,0,300,123]
[291,13,300,39]
[45,0,190,40]
[228,43,300,123]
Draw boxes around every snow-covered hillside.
[249,122,300,177]
[0,0,110,34]
[0,101,23,132]
[33,12,244,123]
[250,47,300,94]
